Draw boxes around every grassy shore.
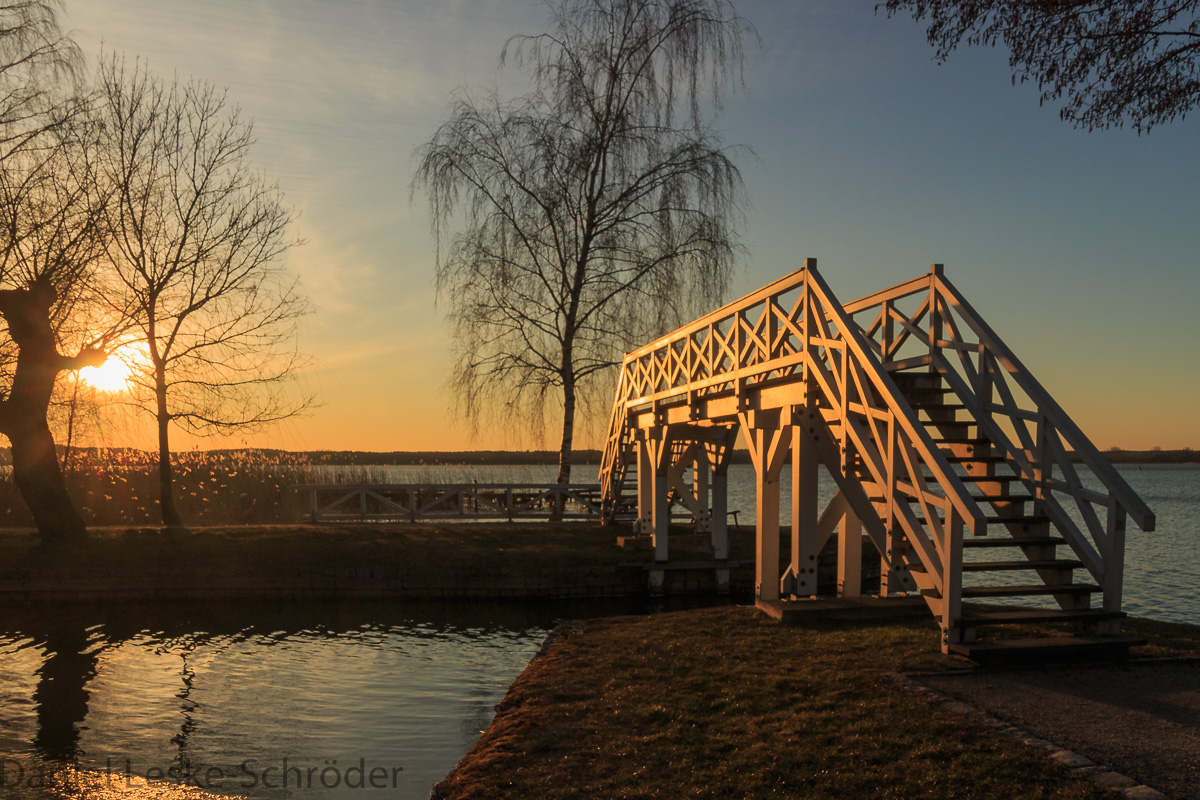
[0,523,762,602]
[432,607,1200,800]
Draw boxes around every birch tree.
[415,0,752,484]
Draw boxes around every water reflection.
[33,622,102,762]
[1,599,634,799]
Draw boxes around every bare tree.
[0,122,115,543]
[415,0,752,484]
[881,0,1200,132]
[0,2,115,544]
[96,57,310,527]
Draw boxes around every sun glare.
[79,348,137,393]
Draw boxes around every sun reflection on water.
[2,764,239,799]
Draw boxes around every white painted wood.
[790,425,820,598]
[597,260,1153,652]
[837,509,863,598]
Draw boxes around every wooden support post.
[929,263,943,357]
[879,534,896,597]
[693,455,711,534]
[706,428,737,561]
[743,411,789,602]
[711,466,729,560]
[1099,502,1127,634]
[756,450,782,601]
[941,513,965,650]
[837,510,863,598]
[790,424,820,598]
[650,437,670,563]
[637,437,653,535]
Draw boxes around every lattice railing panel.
[599,264,988,618]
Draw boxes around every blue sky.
[66,0,1199,451]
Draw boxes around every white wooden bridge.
[599,261,1155,658]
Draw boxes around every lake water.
[0,600,641,800]
[0,463,1193,799]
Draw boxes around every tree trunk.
[552,374,577,522]
[10,420,87,543]
[556,375,576,486]
[155,382,182,527]
[0,279,101,545]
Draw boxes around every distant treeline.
[0,447,607,467]
[1103,449,1198,464]
[0,446,1194,467]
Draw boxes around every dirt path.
[915,659,1200,800]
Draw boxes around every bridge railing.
[600,262,985,622]
[843,265,1155,613]
[294,483,606,523]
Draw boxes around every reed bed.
[0,450,476,527]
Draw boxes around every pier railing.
[294,483,609,523]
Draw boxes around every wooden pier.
[295,483,609,523]
[599,260,1155,658]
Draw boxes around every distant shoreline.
[3,446,1196,467]
[285,448,1200,466]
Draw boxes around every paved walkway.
[908,659,1200,800]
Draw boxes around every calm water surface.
[0,600,645,799]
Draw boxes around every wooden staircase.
[600,261,1155,660]
[890,369,1145,660]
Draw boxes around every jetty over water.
[598,261,1155,659]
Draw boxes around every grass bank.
[0,523,758,602]
[433,607,1200,800]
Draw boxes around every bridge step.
[962,536,1067,548]
[912,402,969,412]
[961,559,1083,571]
[959,583,1099,598]
[960,608,1123,626]
[929,437,990,447]
[974,498,1037,509]
[919,514,1049,525]
[955,474,1018,483]
[946,454,1007,464]
[948,634,1145,663]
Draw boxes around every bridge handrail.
[932,273,1155,532]
[805,268,986,537]
[601,263,986,544]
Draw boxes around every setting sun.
[79,349,135,393]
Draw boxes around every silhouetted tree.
[96,57,309,527]
[0,2,112,544]
[415,0,753,484]
[881,0,1200,131]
